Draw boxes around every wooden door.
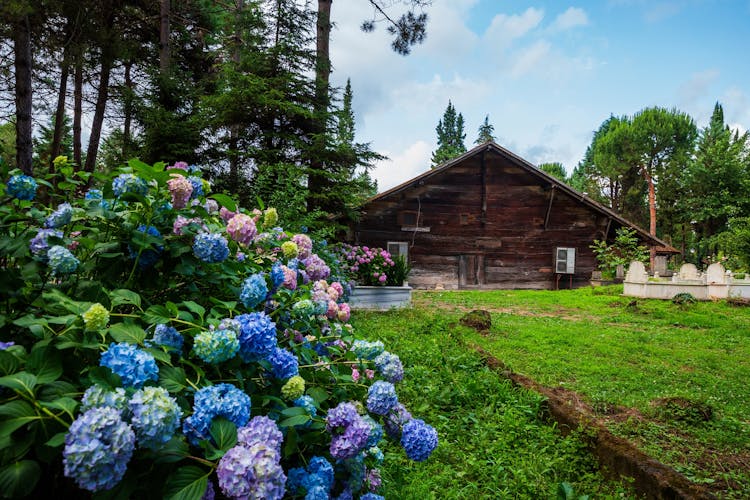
[459,254,485,287]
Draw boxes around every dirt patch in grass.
[473,344,721,499]
[413,297,584,321]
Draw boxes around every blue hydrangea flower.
[63,407,135,492]
[81,385,128,415]
[235,312,277,362]
[188,176,204,198]
[266,347,299,379]
[147,324,183,352]
[367,446,384,464]
[100,342,158,388]
[360,494,385,500]
[183,384,251,445]
[129,386,182,450]
[112,173,148,197]
[47,245,79,274]
[84,189,112,210]
[374,351,404,383]
[294,395,317,418]
[0,341,15,350]
[366,381,398,416]
[237,416,283,453]
[400,418,438,462]
[384,403,412,440]
[362,415,384,448]
[287,456,334,498]
[270,261,285,288]
[334,489,354,500]
[240,274,269,309]
[6,174,37,200]
[128,225,163,269]
[193,328,239,364]
[193,233,229,263]
[336,453,366,491]
[29,229,63,260]
[45,202,73,228]
[217,443,286,500]
[351,340,385,360]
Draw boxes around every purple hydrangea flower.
[374,351,404,383]
[167,174,193,209]
[0,341,15,350]
[384,403,412,440]
[193,232,229,263]
[326,402,359,431]
[291,234,312,259]
[112,173,148,197]
[29,229,63,260]
[366,381,398,416]
[148,324,184,352]
[302,254,331,282]
[217,443,286,500]
[47,245,79,274]
[129,386,182,450]
[400,418,438,462]
[240,274,269,309]
[202,480,216,500]
[6,174,37,200]
[365,469,382,492]
[63,407,135,492]
[266,347,299,379]
[326,402,371,460]
[235,312,277,362]
[237,416,283,453]
[100,342,158,388]
[193,328,239,364]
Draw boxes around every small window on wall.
[399,211,418,226]
[387,241,409,261]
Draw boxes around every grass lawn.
[352,286,750,498]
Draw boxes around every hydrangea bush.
[332,244,397,286]
[0,160,437,499]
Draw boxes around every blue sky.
[329,1,750,190]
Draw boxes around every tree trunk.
[122,60,133,158]
[643,167,657,270]
[84,55,113,172]
[160,0,171,74]
[308,0,333,211]
[13,15,33,175]
[50,58,70,168]
[227,0,244,193]
[73,54,83,168]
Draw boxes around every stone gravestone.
[625,261,648,283]
[706,263,726,284]
[678,263,700,280]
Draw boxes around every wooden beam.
[544,186,556,230]
[605,217,612,240]
[480,150,487,226]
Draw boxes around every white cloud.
[484,8,545,49]
[510,40,552,77]
[678,69,720,105]
[372,141,432,191]
[550,7,589,31]
[644,2,682,22]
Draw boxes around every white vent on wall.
[555,247,576,274]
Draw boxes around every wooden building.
[354,141,678,290]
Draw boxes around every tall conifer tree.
[431,100,466,167]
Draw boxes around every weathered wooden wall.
[355,148,628,290]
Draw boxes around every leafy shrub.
[0,160,437,499]
[590,227,649,279]
[332,244,401,286]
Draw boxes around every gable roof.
[366,141,679,254]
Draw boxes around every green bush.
[0,160,437,499]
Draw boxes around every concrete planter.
[348,285,412,310]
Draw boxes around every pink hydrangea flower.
[365,369,375,379]
[292,234,313,259]
[351,367,360,382]
[226,214,257,245]
[167,174,193,209]
[219,207,237,222]
[337,303,351,323]
[167,161,188,170]
[282,266,297,290]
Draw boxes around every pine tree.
[431,101,466,167]
[538,162,567,182]
[475,115,496,144]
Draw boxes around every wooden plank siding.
[354,143,677,290]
